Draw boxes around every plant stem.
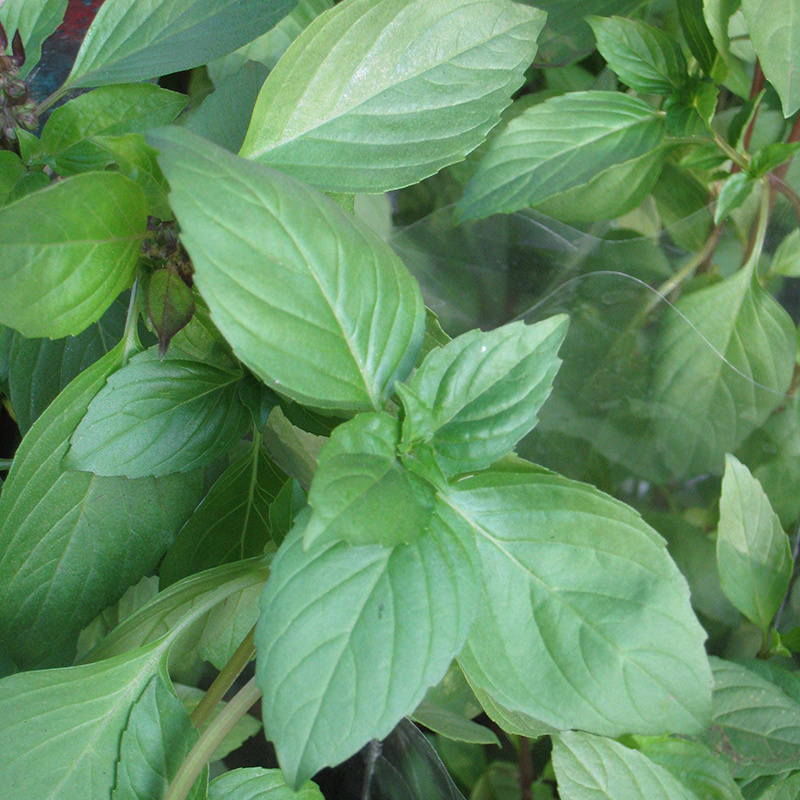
[190,625,257,729]
[166,677,261,800]
[36,85,69,116]
[517,736,534,800]
[769,173,800,228]
[742,180,770,278]
[713,131,750,172]
[121,278,142,366]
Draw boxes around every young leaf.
[588,16,688,94]
[69,348,251,478]
[160,443,290,586]
[552,732,697,800]
[676,0,718,74]
[304,412,436,548]
[113,675,203,800]
[410,701,500,746]
[40,84,188,175]
[151,127,425,412]
[0,348,203,669]
[64,0,298,88]
[652,268,796,479]
[255,504,479,786]
[0,151,26,204]
[146,268,195,357]
[750,142,800,177]
[239,0,544,193]
[714,172,755,223]
[458,92,666,220]
[208,768,323,800]
[741,0,800,116]
[448,468,713,737]
[0,0,67,78]
[0,172,147,339]
[716,455,793,632]
[771,229,800,276]
[0,640,169,800]
[397,316,568,476]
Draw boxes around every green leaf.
[410,701,499,745]
[0,0,67,77]
[717,454,793,632]
[208,768,323,800]
[714,171,755,223]
[458,92,666,220]
[147,268,195,357]
[770,229,800,277]
[397,316,568,476]
[239,0,545,193]
[160,442,289,586]
[65,0,298,88]
[703,657,800,779]
[40,84,187,175]
[449,469,713,737]
[0,171,147,338]
[69,347,252,478]
[704,0,750,96]
[677,0,718,74]
[741,0,800,116]
[588,16,688,93]
[757,772,800,800]
[6,292,128,435]
[552,731,697,800]
[0,348,203,669]
[304,412,436,548]
[151,127,425,412]
[255,504,478,786]
[750,142,800,177]
[113,674,203,800]
[0,151,26,205]
[0,640,169,800]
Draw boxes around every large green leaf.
[0,640,168,800]
[0,348,203,669]
[703,658,800,779]
[255,504,478,786]
[40,84,187,175]
[0,172,147,338]
[160,442,289,586]
[742,0,800,116]
[68,347,251,478]
[397,316,568,476]
[304,412,436,548]
[450,468,712,737]
[717,454,792,632]
[458,92,666,220]
[652,268,796,479]
[552,732,697,800]
[208,768,323,800]
[239,0,544,193]
[65,0,297,88]
[0,0,67,77]
[151,127,425,412]
[6,292,128,435]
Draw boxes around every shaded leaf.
[147,268,195,357]
[0,0,67,77]
[208,768,323,800]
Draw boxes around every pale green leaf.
[652,268,796,479]
[255,504,478,786]
[209,768,323,800]
[717,454,792,631]
[397,316,568,476]
[0,0,67,77]
[0,640,168,800]
[703,0,750,96]
[240,0,545,193]
[449,469,713,737]
[0,348,203,669]
[741,0,800,116]
[0,172,147,338]
[715,171,755,223]
[757,772,800,800]
[68,347,251,478]
[304,412,435,548]
[588,16,688,93]
[160,442,289,586]
[771,229,800,277]
[458,92,666,220]
[151,127,425,412]
[410,701,499,745]
[65,0,298,88]
[553,731,697,800]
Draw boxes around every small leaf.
[676,0,718,74]
[240,0,545,193]
[771,229,800,277]
[208,768,323,800]
[714,172,755,223]
[69,347,252,478]
[410,701,499,745]
[750,142,800,177]
[717,454,793,632]
[588,16,688,94]
[397,316,568,476]
[0,0,67,77]
[147,268,196,358]
[304,412,436,548]
[0,151,26,205]
[0,172,147,339]
[65,0,298,88]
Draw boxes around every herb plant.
[1,0,800,799]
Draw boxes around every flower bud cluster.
[0,24,37,143]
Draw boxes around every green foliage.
[2,1,800,798]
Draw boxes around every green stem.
[121,278,142,366]
[713,131,750,172]
[190,625,256,729]
[36,85,69,116]
[769,173,800,228]
[743,179,771,279]
[166,677,261,800]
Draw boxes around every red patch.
[59,0,105,38]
